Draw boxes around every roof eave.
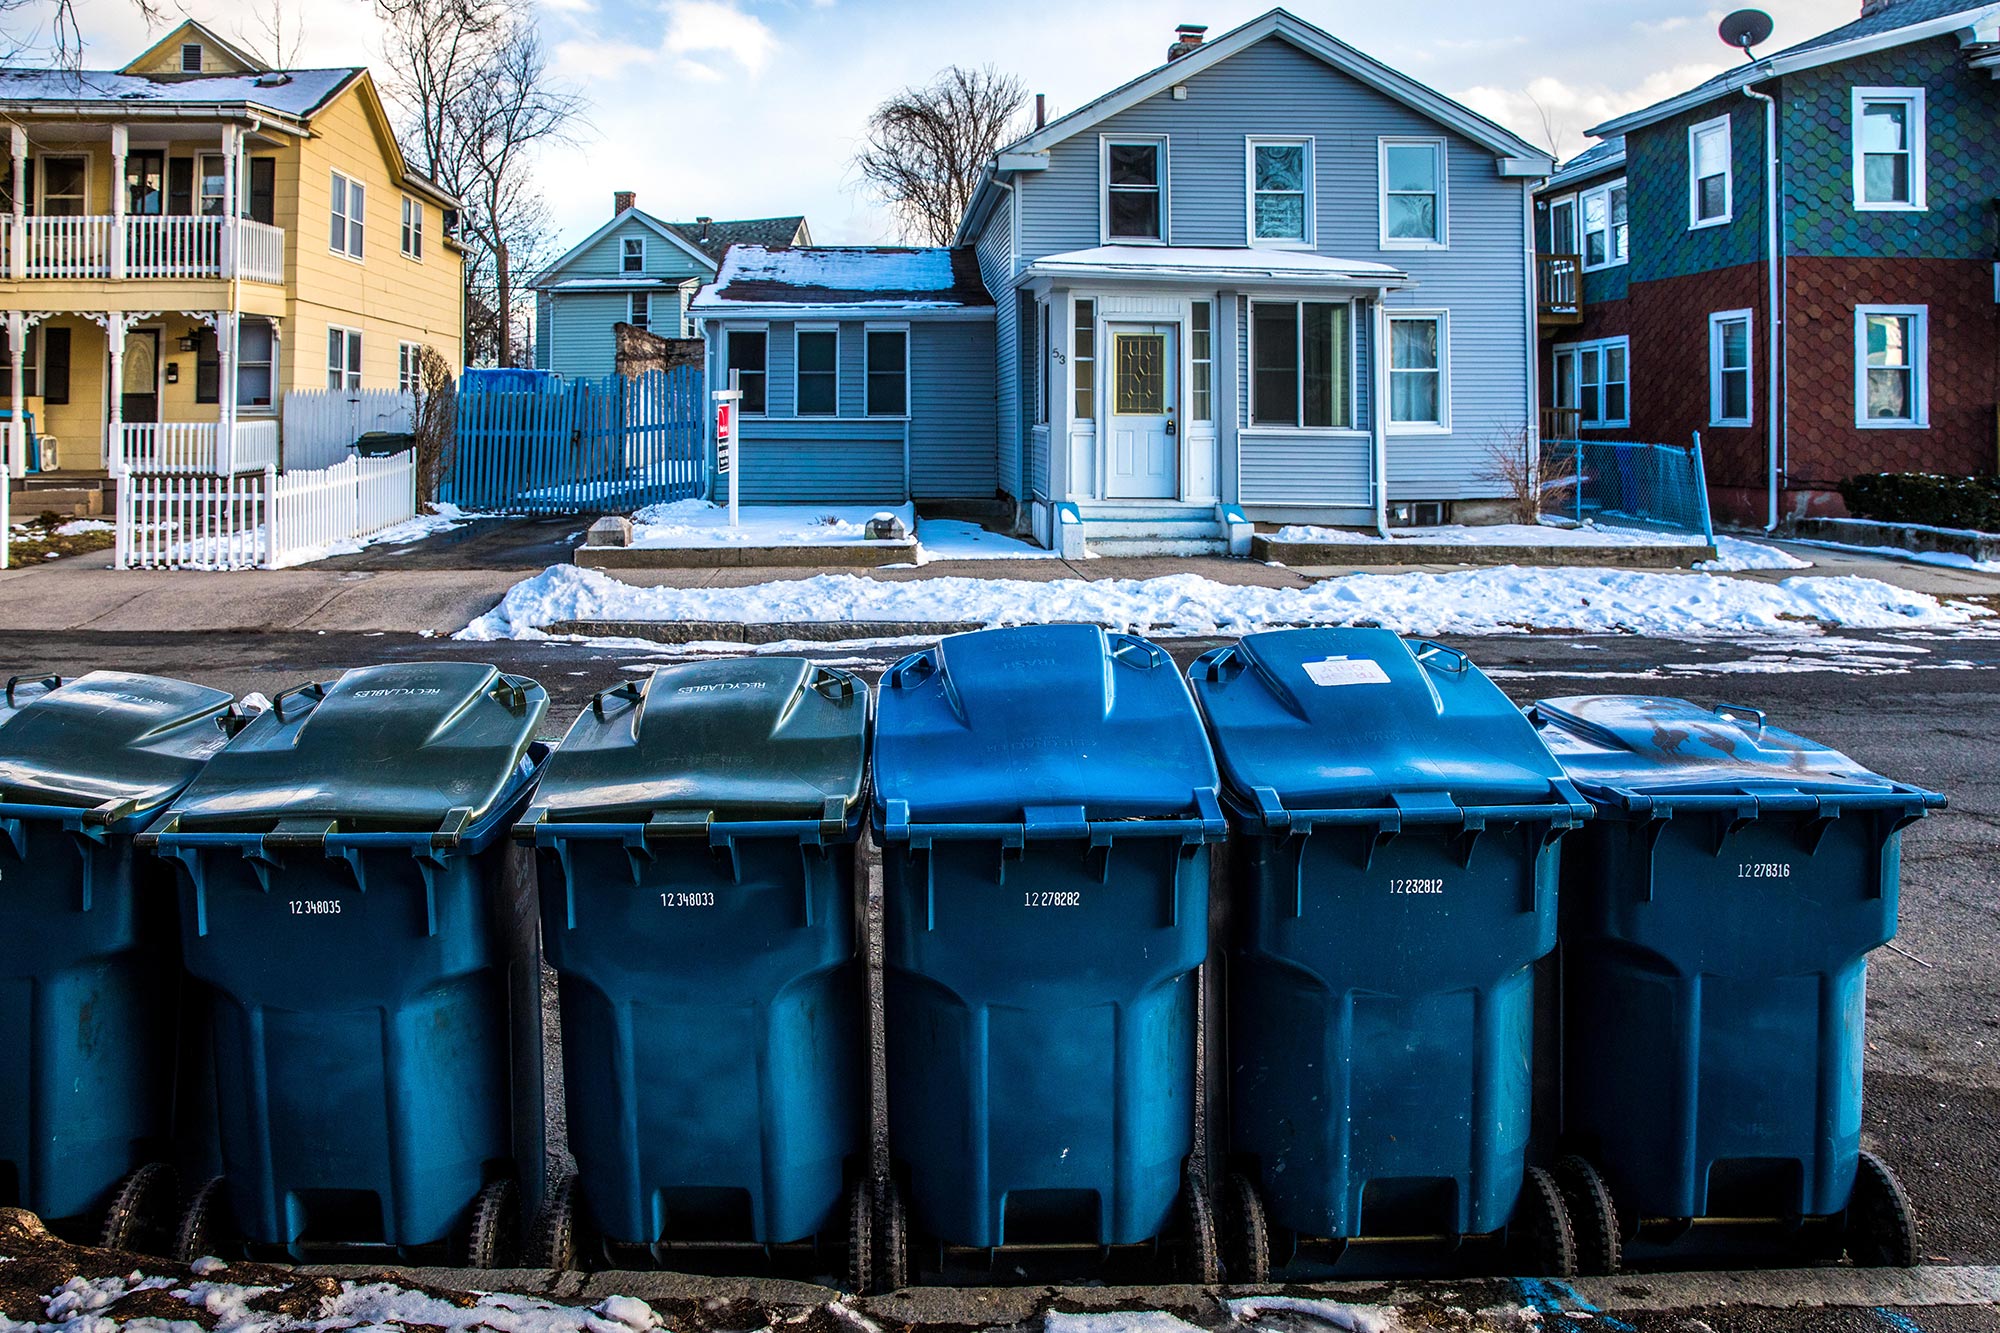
[690,302,995,319]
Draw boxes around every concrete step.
[1074,503,1215,524]
[6,486,104,517]
[1084,536,1228,557]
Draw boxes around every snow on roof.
[691,245,993,313]
[1028,247,1409,286]
[1542,137,1626,193]
[0,66,356,120]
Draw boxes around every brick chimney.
[1168,23,1207,61]
[696,216,712,242]
[613,190,636,215]
[1859,0,1904,13]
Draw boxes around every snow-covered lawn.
[1270,519,1809,574]
[625,500,1057,561]
[459,563,1985,644]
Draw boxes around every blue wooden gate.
[442,367,706,512]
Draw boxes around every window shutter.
[167,158,194,216]
[41,327,69,405]
[249,158,275,224]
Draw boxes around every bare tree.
[1,0,165,70]
[1478,426,1576,525]
[854,64,1027,245]
[236,0,307,70]
[410,345,457,504]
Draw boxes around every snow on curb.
[456,564,1986,644]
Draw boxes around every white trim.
[1384,309,1449,433]
[1245,295,1360,431]
[723,323,769,417]
[397,340,423,394]
[628,290,651,331]
[325,323,362,391]
[1545,193,1579,254]
[1377,136,1447,250]
[1708,309,1754,427]
[1551,335,1630,429]
[1580,177,1628,272]
[863,321,911,420]
[329,169,364,263]
[793,323,839,418]
[1854,304,1929,429]
[35,152,88,215]
[531,209,718,287]
[1245,135,1315,249]
[1851,87,1926,211]
[621,234,647,273]
[399,194,424,261]
[1688,113,1733,230]
[1100,134,1170,245]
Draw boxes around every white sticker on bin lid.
[1302,656,1390,688]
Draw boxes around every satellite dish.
[1719,8,1775,59]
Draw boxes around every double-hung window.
[1689,115,1732,227]
[622,237,645,272]
[1388,313,1448,429]
[1248,138,1311,245]
[401,197,424,259]
[326,325,362,390]
[1581,179,1627,270]
[330,171,364,258]
[1853,88,1924,209]
[865,327,908,417]
[1380,138,1445,248]
[1553,337,1629,429]
[1250,300,1352,429]
[628,292,650,332]
[398,341,423,394]
[1546,196,1578,255]
[1103,138,1166,243]
[795,327,838,416]
[1709,311,1753,426]
[237,320,275,409]
[725,328,767,414]
[197,154,229,217]
[1856,305,1927,427]
[38,156,85,216]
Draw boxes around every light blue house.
[963,9,1555,552]
[533,194,808,378]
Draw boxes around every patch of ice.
[1227,1295,1391,1333]
[1695,536,1815,572]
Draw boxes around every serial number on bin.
[1736,862,1793,879]
[1023,891,1082,908]
[288,899,342,916]
[1388,878,1446,895]
[659,891,717,908]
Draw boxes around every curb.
[1251,536,1718,568]
[575,540,920,570]
[549,619,987,644]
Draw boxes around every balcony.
[1537,253,1583,328]
[0,215,284,284]
[113,419,279,475]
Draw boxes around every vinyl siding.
[973,185,1020,498]
[542,291,632,380]
[534,215,712,377]
[909,317,998,498]
[553,215,713,282]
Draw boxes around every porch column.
[106,313,126,474]
[215,310,236,475]
[8,128,24,281]
[7,311,24,481]
[109,124,128,279]
[220,125,238,279]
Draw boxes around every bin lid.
[1189,629,1577,825]
[1529,695,1937,809]
[162,662,547,836]
[0,671,234,821]
[872,624,1219,829]
[526,659,868,830]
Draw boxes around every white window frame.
[1854,304,1928,429]
[1378,136,1447,250]
[1034,299,1050,425]
[1072,298,1097,422]
[1580,178,1628,272]
[400,196,424,260]
[36,154,88,215]
[1546,194,1579,254]
[1190,299,1214,423]
[397,341,423,394]
[329,170,364,260]
[628,291,650,331]
[1708,310,1754,427]
[197,153,229,217]
[237,319,277,412]
[1852,87,1926,211]
[1552,336,1630,429]
[1245,136,1314,248]
[621,236,646,272]
[1386,310,1450,433]
[863,321,910,419]
[793,323,839,418]
[1099,134,1169,245]
[326,324,362,390]
[1246,296,1362,433]
[724,323,769,417]
[1688,114,1733,229]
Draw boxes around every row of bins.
[0,626,1943,1288]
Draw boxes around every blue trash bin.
[518,660,871,1281]
[140,663,549,1265]
[1189,631,1594,1279]
[872,625,1228,1284]
[1530,695,1945,1267]
[0,671,234,1249]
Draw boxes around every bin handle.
[590,679,644,719]
[1108,636,1167,671]
[271,681,326,723]
[4,674,60,706]
[1714,702,1767,732]
[1187,644,1242,684]
[1412,641,1469,674]
[811,666,859,702]
[884,652,937,691]
[491,676,533,713]
[214,703,257,739]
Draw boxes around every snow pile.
[1228,1296,1391,1333]
[1046,1315,1207,1333]
[54,519,117,536]
[1696,535,1815,572]
[1271,521,1706,549]
[914,518,1059,561]
[628,500,911,548]
[459,564,1986,643]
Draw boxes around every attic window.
[180,43,202,73]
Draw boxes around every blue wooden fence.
[442,368,706,512]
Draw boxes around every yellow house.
[0,19,463,486]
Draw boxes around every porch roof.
[1024,246,1410,289]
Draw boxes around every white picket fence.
[114,419,280,475]
[282,388,417,471]
[115,451,418,570]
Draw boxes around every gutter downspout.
[1372,290,1391,536]
[1744,79,1781,531]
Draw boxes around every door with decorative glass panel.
[1105,324,1177,499]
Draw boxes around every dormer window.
[1102,137,1167,243]
[180,43,202,73]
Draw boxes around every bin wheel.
[1551,1155,1621,1276]
[845,1179,875,1295]
[1221,1173,1270,1285]
[1180,1173,1222,1285]
[1509,1166,1578,1278]
[531,1173,583,1271]
[1844,1150,1919,1268]
[465,1179,520,1269]
[878,1178,910,1292]
[174,1177,235,1265]
[99,1163,179,1256]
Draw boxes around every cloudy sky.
[62,0,1864,247]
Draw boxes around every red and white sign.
[714,399,734,472]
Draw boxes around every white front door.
[1105,323,1177,499]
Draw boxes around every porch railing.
[114,419,280,475]
[1537,253,1583,325]
[2,215,284,283]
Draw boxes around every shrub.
[1836,473,2000,533]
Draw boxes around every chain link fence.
[1543,434,1715,544]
